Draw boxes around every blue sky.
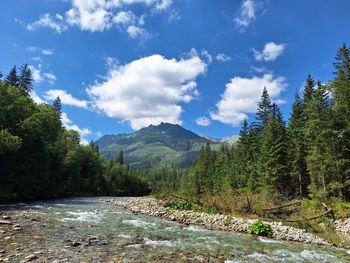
[1,0,349,143]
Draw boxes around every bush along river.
[0,197,350,262]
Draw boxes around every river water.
[1,197,350,262]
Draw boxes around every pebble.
[24,254,37,262]
[108,197,331,246]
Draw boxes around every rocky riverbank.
[104,197,333,246]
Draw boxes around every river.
[0,197,350,262]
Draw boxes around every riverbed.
[0,197,350,262]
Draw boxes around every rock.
[2,216,10,220]
[33,250,43,255]
[0,250,5,254]
[4,236,11,241]
[13,225,21,231]
[0,221,11,225]
[72,241,81,247]
[24,254,37,262]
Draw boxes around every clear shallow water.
[1,197,350,262]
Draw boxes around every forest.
[1,43,349,210]
[150,44,350,215]
[0,66,148,202]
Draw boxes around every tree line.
[0,66,148,202]
[178,44,350,205]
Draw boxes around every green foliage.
[161,43,350,218]
[165,200,194,210]
[95,122,220,169]
[18,64,33,95]
[248,220,273,237]
[0,129,22,154]
[0,73,149,202]
[4,66,19,87]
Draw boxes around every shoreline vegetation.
[104,197,350,248]
[1,43,350,255]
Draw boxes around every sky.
[1,0,349,143]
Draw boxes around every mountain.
[203,135,240,146]
[95,122,222,169]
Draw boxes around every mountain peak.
[95,122,213,169]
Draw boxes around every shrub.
[248,220,272,237]
[164,200,194,210]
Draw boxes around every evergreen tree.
[4,66,19,87]
[18,64,33,95]
[0,71,2,80]
[257,104,290,196]
[305,81,331,199]
[116,150,124,165]
[333,43,350,80]
[213,144,229,193]
[53,96,62,114]
[256,87,273,129]
[330,43,350,200]
[303,74,315,106]
[288,92,309,197]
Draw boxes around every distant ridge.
[95,122,237,169]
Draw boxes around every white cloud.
[234,0,256,31]
[27,13,68,33]
[26,1,172,39]
[61,112,91,145]
[29,65,57,85]
[29,91,45,104]
[251,65,270,73]
[87,53,207,130]
[210,74,287,126]
[154,0,173,11]
[113,10,136,25]
[201,50,212,64]
[44,89,89,109]
[252,42,285,62]
[64,0,171,33]
[216,53,231,62]
[32,56,43,62]
[66,3,111,32]
[41,49,54,55]
[186,49,212,64]
[27,46,54,56]
[167,10,180,23]
[196,116,211,126]
[43,73,57,85]
[126,25,149,39]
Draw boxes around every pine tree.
[213,144,229,193]
[53,96,62,114]
[4,66,19,87]
[334,43,350,80]
[0,71,3,80]
[303,74,315,106]
[256,87,273,129]
[330,43,350,200]
[305,81,331,199]
[18,64,33,95]
[116,150,124,165]
[288,92,309,197]
[258,104,290,196]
